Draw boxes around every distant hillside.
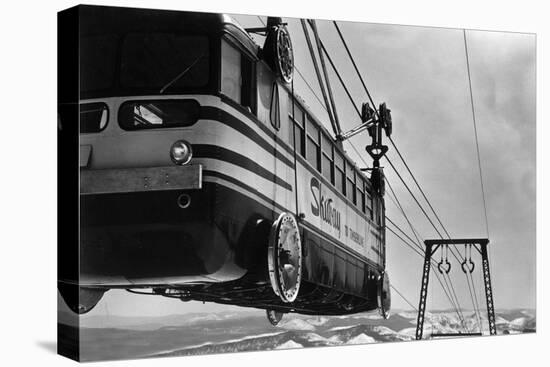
[57,308,535,361]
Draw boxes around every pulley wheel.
[275,26,294,83]
[268,213,302,303]
[377,271,391,319]
[266,309,284,326]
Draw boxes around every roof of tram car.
[79,5,259,58]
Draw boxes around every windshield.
[80,33,212,98]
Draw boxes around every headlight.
[170,140,193,165]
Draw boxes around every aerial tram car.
[58,5,393,325]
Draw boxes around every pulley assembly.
[262,17,294,84]
[365,102,393,196]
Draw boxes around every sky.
[77,12,536,319]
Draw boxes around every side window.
[288,94,294,143]
[334,151,345,195]
[269,82,280,130]
[222,39,255,113]
[241,56,255,113]
[366,190,374,220]
[306,117,320,171]
[257,62,276,125]
[221,40,242,103]
[294,106,305,157]
[346,162,356,204]
[357,177,365,213]
[321,133,333,183]
[374,198,381,225]
[378,200,384,225]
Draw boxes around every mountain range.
[58,307,535,361]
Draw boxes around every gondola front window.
[80,33,211,97]
[121,34,209,92]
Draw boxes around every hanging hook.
[437,246,445,274]
[461,244,469,273]
[467,244,475,273]
[438,245,451,274]
[444,245,451,274]
[461,244,475,273]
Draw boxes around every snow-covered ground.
[74,308,536,361]
[347,334,376,344]
[275,340,304,349]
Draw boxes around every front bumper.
[80,164,202,195]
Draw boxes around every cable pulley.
[379,102,393,137]
[361,102,375,123]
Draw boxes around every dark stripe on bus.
[194,144,293,191]
[217,95,296,156]
[203,170,289,214]
[200,106,294,168]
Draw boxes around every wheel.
[263,24,294,84]
[267,212,302,303]
[266,309,284,326]
[275,26,294,83]
[377,271,391,319]
[58,283,106,314]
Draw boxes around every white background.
[0,0,546,366]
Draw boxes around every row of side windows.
[289,97,377,222]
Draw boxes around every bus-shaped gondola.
[58,5,391,324]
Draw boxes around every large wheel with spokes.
[58,283,106,314]
[266,309,284,326]
[263,24,294,84]
[267,213,302,303]
[275,26,294,84]
[378,271,391,319]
